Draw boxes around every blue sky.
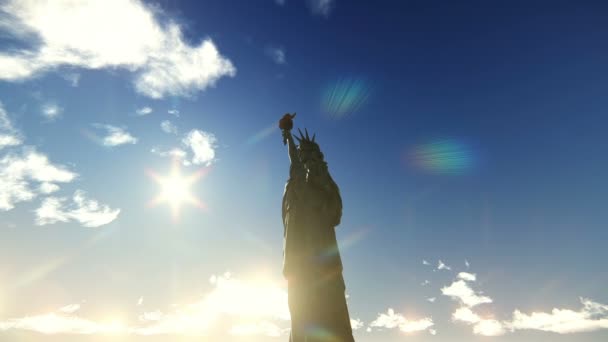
[1,0,608,341]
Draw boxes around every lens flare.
[322,77,372,119]
[246,123,278,146]
[409,139,476,174]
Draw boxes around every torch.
[279,112,296,145]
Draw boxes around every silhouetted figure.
[279,113,355,342]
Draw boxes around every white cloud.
[266,47,286,65]
[437,260,451,271]
[136,106,153,116]
[168,109,179,117]
[429,328,437,335]
[427,297,436,303]
[133,272,289,336]
[137,297,144,306]
[446,273,608,336]
[35,190,120,227]
[94,124,137,146]
[465,259,470,268]
[1,147,77,210]
[453,307,481,324]
[421,280,430,286]
[182,129,217,166]
[422,259,430,266]
[441,280,492,308]
[351,318,364,330]
[0,134,21,150]
[229,321,282,337]
[473,319,505,336]
[457,272,476,282]
[452,307,506,336]
[160,120,178,135]
[39,182,60,194]
[41,103,62,120]
[509,298,608,334]
[0,0,236,98]
[369,308,434,334]
[308,0,335,17]
[452,298,608,337]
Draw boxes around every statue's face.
[299,147,323,178]
[298,148,313,167]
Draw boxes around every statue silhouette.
[279,113,355,342]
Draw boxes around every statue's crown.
[295,128,319,151]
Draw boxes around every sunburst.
[147,160,208,219]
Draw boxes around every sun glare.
[159,170,192,207]
[147,160,208,219]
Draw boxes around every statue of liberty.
[279,113,355,342]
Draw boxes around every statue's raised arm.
[279,113,304,173]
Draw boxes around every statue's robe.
[282,160,355,342]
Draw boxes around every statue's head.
[295,128,324,169]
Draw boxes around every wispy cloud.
[274,0,286,6]
[168,109,179,117]
[1,147,77,211]
[0,312,126,334]
[94,124,137,147]
[35,190,120,227]
[308,0,335,17]
[150,147,188,162]
[437,260,451,271]
[160,120,178,135]
[41,103,63,121]
[62,73,80,87]
[369,308,434,334]
[1,102,118,226]
[58,304,81,314]
[0,102,22,150]
[136,106,153,116]
[265,46,286,65]
[0,0,236,98]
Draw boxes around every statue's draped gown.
[282,132,355,342]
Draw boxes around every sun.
[147,160,208,219]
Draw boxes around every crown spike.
[312,133,316,142]
[297,128,305,140]
[305,128,310,140]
